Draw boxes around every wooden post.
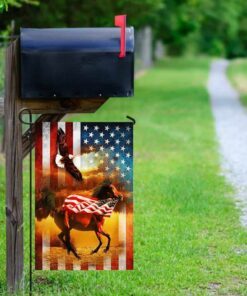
[5,40,23,292]
[4,38,109,293]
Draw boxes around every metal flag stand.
[126,115,136,125]
[18,108,33,295]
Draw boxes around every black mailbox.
[20,27,134,99]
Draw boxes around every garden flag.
[35,122,133,270]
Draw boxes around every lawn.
[0,58,247,295]
[228,58,247,106]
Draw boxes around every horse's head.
[93,181,123,201]
[57,128,66,145]
[108,184,123,201]
[35,188,56,221]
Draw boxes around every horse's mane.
[93,180,111,200]
[40,188,56,209]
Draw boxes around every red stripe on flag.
[35,122,43,270]
[81,261,88,270]
[126,202,133,270]
[96,257,103,270]
[65,122,74,270]
[111,215,119,270]
[66,262,73,270]
[65,122,73,186]
[49,122,58,270]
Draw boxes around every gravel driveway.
[208,59,247,227]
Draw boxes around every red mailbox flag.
[115,15,126,58]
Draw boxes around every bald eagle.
[56,128,83,182]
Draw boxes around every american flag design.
[62,194,120,216]
[35,122,133,270]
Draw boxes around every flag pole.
[19,108,34,295]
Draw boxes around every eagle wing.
[57,128,83,182]
[64,158,83,181]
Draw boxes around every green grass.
[228,58,247,106]
[0,58,247,295]
[0,47,4,143]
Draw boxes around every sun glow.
[73,152,101,173]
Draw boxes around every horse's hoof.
[90,250,97,255]
[104,248,109,253]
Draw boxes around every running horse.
[35,181,123,259]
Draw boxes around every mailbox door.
[20,28,134,99]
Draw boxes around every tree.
[0,0,38,12]
[154,0,247,57]
[1,0,247,57]
[0,0,163,29]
